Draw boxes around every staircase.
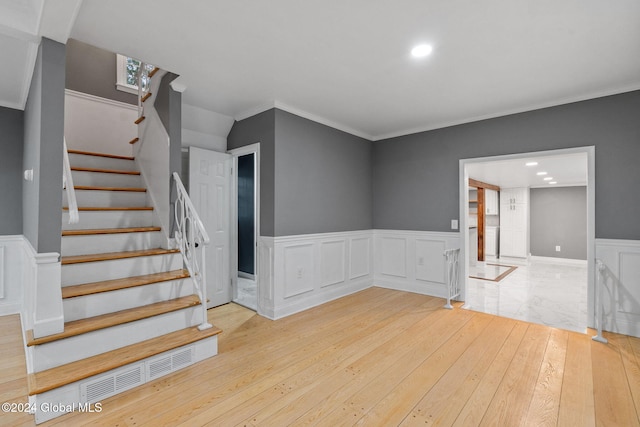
[26,149,221,424]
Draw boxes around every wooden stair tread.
[148,67,160,78]
[67,149,134,161]
[62,226,161,236]
[28,324,222,396]
[74,185,146,192]
[71,166,140,175]
[62,248,180,265]
[63,206,154,211]
[129,137,139,145]
[62,269,190,299]
[134,116,146,124]
[26,295,201,347]
[141,92,152,102]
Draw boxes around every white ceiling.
[2,1,640,141]
[466,152,587,189]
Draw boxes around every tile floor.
[463,257,588,333]
[234,276,257,311]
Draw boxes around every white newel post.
[31,252,64,338]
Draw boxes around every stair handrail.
[172,172,212,330]
[62,138,79,224]
[592,258,608,343]
[443,248,461,309]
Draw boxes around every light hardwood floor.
[2,287,640,426]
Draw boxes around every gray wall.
[23,38,66,253]
[228,108,373,237]
[65,39,137,105]
[373,90,640,240]
[155,72,183,236]
[0,107,24,235]
[530,186,587,260]
[274,109,372,235]
[228,109,276,236]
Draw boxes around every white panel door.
[189,147,231,308]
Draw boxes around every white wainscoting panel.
[268,231,373,319]
[350,237,371,280]
[374,230,460,298]
[380,237,407,278]
[0,236,24,316]
[257,237,275,318]
[320,240,345,288]
[283,243,315,298]
[596,239,640,337]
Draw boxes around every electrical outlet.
[451,219,458,230]
[418,257,424,266]
[297,267,303,279]
[555,245,561,252]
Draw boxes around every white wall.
[64,90,137,157]
[181,104,233,153]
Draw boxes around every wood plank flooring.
[2,287,640,426]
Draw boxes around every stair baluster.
[173,172,212,330]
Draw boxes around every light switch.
[451,219,458,230]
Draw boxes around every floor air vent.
[147,347,194,380]
[81,365,144,403]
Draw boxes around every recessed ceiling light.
[549,181,557,185]
[411,44,433,58]
[543,177,553,181]
[525,162,538,166]
[536,171,548,176]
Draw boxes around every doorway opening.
[230,144,260,311]
[458,146,595,333]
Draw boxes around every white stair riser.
[65,189,148,207]
[62,253,183,286]
[31,306,203,372]
[64,277,194,321]
[62,210,154,230]
[62,231,164,256]
[71,171,143,188]
[69,154,137,172]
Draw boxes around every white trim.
[273,101,374,141]
[0,22,41,43]
[459,146,595,326]
[233,101,374,141]
[65,89,138,111]
[529,255,588,266]
[229,143,261,310]
[373,85,640,141]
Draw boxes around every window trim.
[116,54,139,95]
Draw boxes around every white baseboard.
[529,255,588,266]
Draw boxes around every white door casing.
[189,147,231,308]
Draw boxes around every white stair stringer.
[61,230,163,256]
[63,276,194,321]
[30,334,218,424]
[28,305,203,372]
[62,209,154,230]
[61,251,182,286]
